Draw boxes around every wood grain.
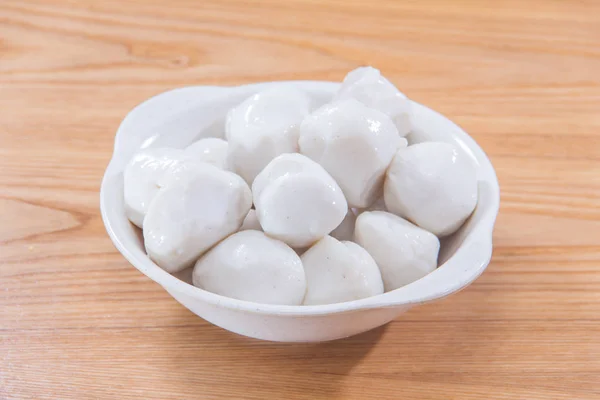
[1,0,599,398]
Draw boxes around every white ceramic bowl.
[100,81,500,342]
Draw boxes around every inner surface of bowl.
[100,81,500,316]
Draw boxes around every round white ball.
[335,66,412,136]
[253,153,347,248]
[354,211,440,291]
[299,98,405,208]
[193,230,306,305]
[143,163,252,273]
[226,86,311,184]
[301,236,383,305]
[123,148,186,228]
[384,142,478,237]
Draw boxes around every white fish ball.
[384,142,478,237]
[354,211,440,291]
[193,230,306,305]
[301,236,383,305]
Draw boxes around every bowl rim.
[100,80,500,317]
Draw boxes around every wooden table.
[2,1,599,399]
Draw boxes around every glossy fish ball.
[123,147,188,228]
[335,66,412,136]
[184,138,229,169]
[226,86,311,184]
[354,211,440,291]
[330,210,356,241]
[253,153,347,248]
[384,142,478,237]
[301,236,383,305]
[143,163,252,273]
[193,230,306,305]
[299,98,405,208]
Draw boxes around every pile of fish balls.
[123,66,479,306]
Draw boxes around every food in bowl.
[226,86,311,184]
[354,211,440,292]
[122,66,479,306]
[384,142,478,237]
[298,98,406,208]
[252,153,347,248]
[102,77,499,342]
[192,230,306,305]
[143,163,252,273]
[301,235,384,305]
